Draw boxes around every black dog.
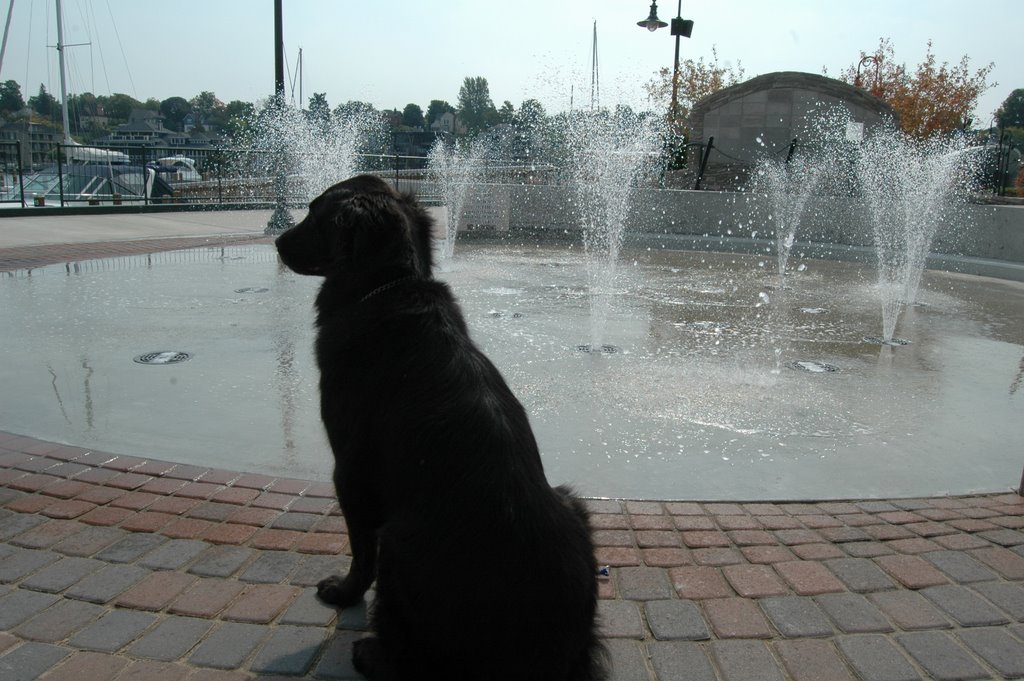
[275,174,605,681]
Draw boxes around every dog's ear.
[330,191,422,275]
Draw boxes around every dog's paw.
[316,574,366,607]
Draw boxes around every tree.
[0,80,26,116]
[160,96,192,131]
[190,91,225,122]
[837,38,996,138]
[645,46,745,131]
[426,99,454,129]
[28,84,59,118]
[996,89,1024,129]
[457,76,497,134]
[307,93,331,132]
[514,99,546,129]
[99,93,142,121]
[498,100,515,125]
[401,103,424,129]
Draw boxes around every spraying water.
[426,136,492,262]
[753,155,824,289]
[233,101,383,204]
[856,126,978,341]
[565,109,663,349]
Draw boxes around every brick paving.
[0,430,1023,680]
[3,233,1024,678]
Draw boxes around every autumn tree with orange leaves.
[836,38,996,139]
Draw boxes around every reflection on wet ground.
[2,243,1022,500]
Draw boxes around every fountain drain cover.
[134,351,191,365]
[576,344,620,355]
[863,336,912,346]
[235,287,269,293]
[788,361,839,373]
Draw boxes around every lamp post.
[854,55,882,98]
[266,0,294,234]
[637,1,694,120]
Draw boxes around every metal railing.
[0,141,562,209]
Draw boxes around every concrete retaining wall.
[489,185,1024,281]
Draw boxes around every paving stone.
[874,554,949,588]
[312,630,364,680]
[604,640,649,681]
[774,560,845,595]
[69,609,158,652]
[721,563,788,597]
[0,641,72,681]
[290,553,348,587]
[921,550,998,584]
[971,581,1024,620]
[617,566,673,600]
[774,639,857,681]
[239,550,302,583]
[868,590,952,631]
[644,599,709,640]
[189,621,268,669]
[117,571,197,611]
[168,577,245,618]
[703,597,772,638]
[43,650,130,680]
[14,598,105,642]
[221,583,300,623]
[249,625,327,675]
[0,546,59,582]
[0,588,61,629]
[0,512,48,540]
[970,546,1024,579]
[280,586,338,627]
[129,615,214,661]
[896,631,988,681]
[957,627,1024,678]
[920,584,1010,626]
[836,634,921,681]
[50,524,125,557]
[138,538,208,570]
[95,531,167,563]
[113,658,190,681]
[649,640,717,681]
[815,593,893,633]
[711,639,785,681]
[758,596,834,637]
[188,545,254,578]
[65,563,150,603]
[19,555,101,594]
[668,566,731,599]
[597,599,644,639]
[825,557,897,593]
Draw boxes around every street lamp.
[854,55,882,98]
[637,1,693,119]
[266,0,294,234]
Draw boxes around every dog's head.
[275,174,434,279]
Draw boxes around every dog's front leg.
[317,497,380,607]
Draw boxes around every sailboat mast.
[55,0,72,144]
[0,0,15,79]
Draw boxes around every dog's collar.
[358,275,418,304]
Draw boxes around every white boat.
[150,156,202,182]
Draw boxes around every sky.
[1,0,1019,127]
